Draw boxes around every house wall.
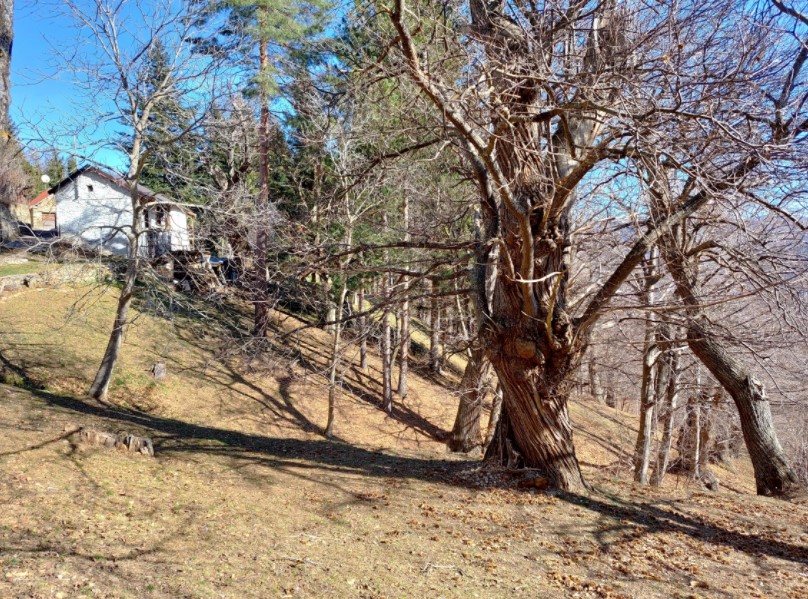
[31,195,57,230]
[55,171,134,255]
[9,202,31,226]
[168,208,191,250]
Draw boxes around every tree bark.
[322,273,335,332]
[652,334,679,486]
[90,193,141,402]
[325,283,349,438]
[429,278,441,373]
[358,288,368,371]
[487,346,589,491]
[687,319,799,495]
[0,0,11,139]
[397,299,410,397]
[588,359,605,404]
[633,333,657,484]
[253,12,271,337]
[389,0,638,492]
[634,251,663,484]
[663,240,802,497]
[381,274,393,414]
[485,384,503,448]
[397,192,410,397]
[0,1,14,242]
[448,346,492,452]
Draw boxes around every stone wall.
[0,261,109,294]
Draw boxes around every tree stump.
[149,362,167,381]
[74,427,154,456]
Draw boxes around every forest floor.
[0,281,807,598]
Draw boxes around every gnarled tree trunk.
[390,0,650,492]
[487,345,588,490]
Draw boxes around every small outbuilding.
[44,166,192,257]
[28,189,57,231]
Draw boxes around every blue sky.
[10,0,343,177]
[12,2,139,173]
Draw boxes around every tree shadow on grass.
[24,386,461,482]
[5,383,808,570]
[555,489,808,566]
[159,308,451,443]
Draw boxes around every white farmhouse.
[49,166,192,256]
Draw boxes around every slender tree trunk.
[397,299,410,397]
[663,237,802,497]
[0,0,11,139]
[633,334,658,484]
[253,17,271,337]
[588,359,605,404]
[358,287,368,371]
[325,284,349,438]
[89,256,138,401]
[448,346,492,452]
[698,393,716,473]
[691,398,702,478]
[454,276,471,345]
[634,251,663,484]
[652,337,679,486]
[441,304,452,368]
[429,278,441,373]
[397,192,410,397]
[90,191,141,401]
[382,274,393,413]
[323,273,335,332]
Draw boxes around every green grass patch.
[0,261,45,277]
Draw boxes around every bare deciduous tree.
[383,0,807,493]
[52,0,226,401]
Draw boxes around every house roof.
[48,166,183,210]
[29,190,50,207]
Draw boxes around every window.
[87,184,94,192]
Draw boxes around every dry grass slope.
[0,284,806,598]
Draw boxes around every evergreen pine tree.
[133,41,200,203]
[43,151,65,184]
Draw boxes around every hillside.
[1,283,806,598]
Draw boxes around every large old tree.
[387,0,807,492]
